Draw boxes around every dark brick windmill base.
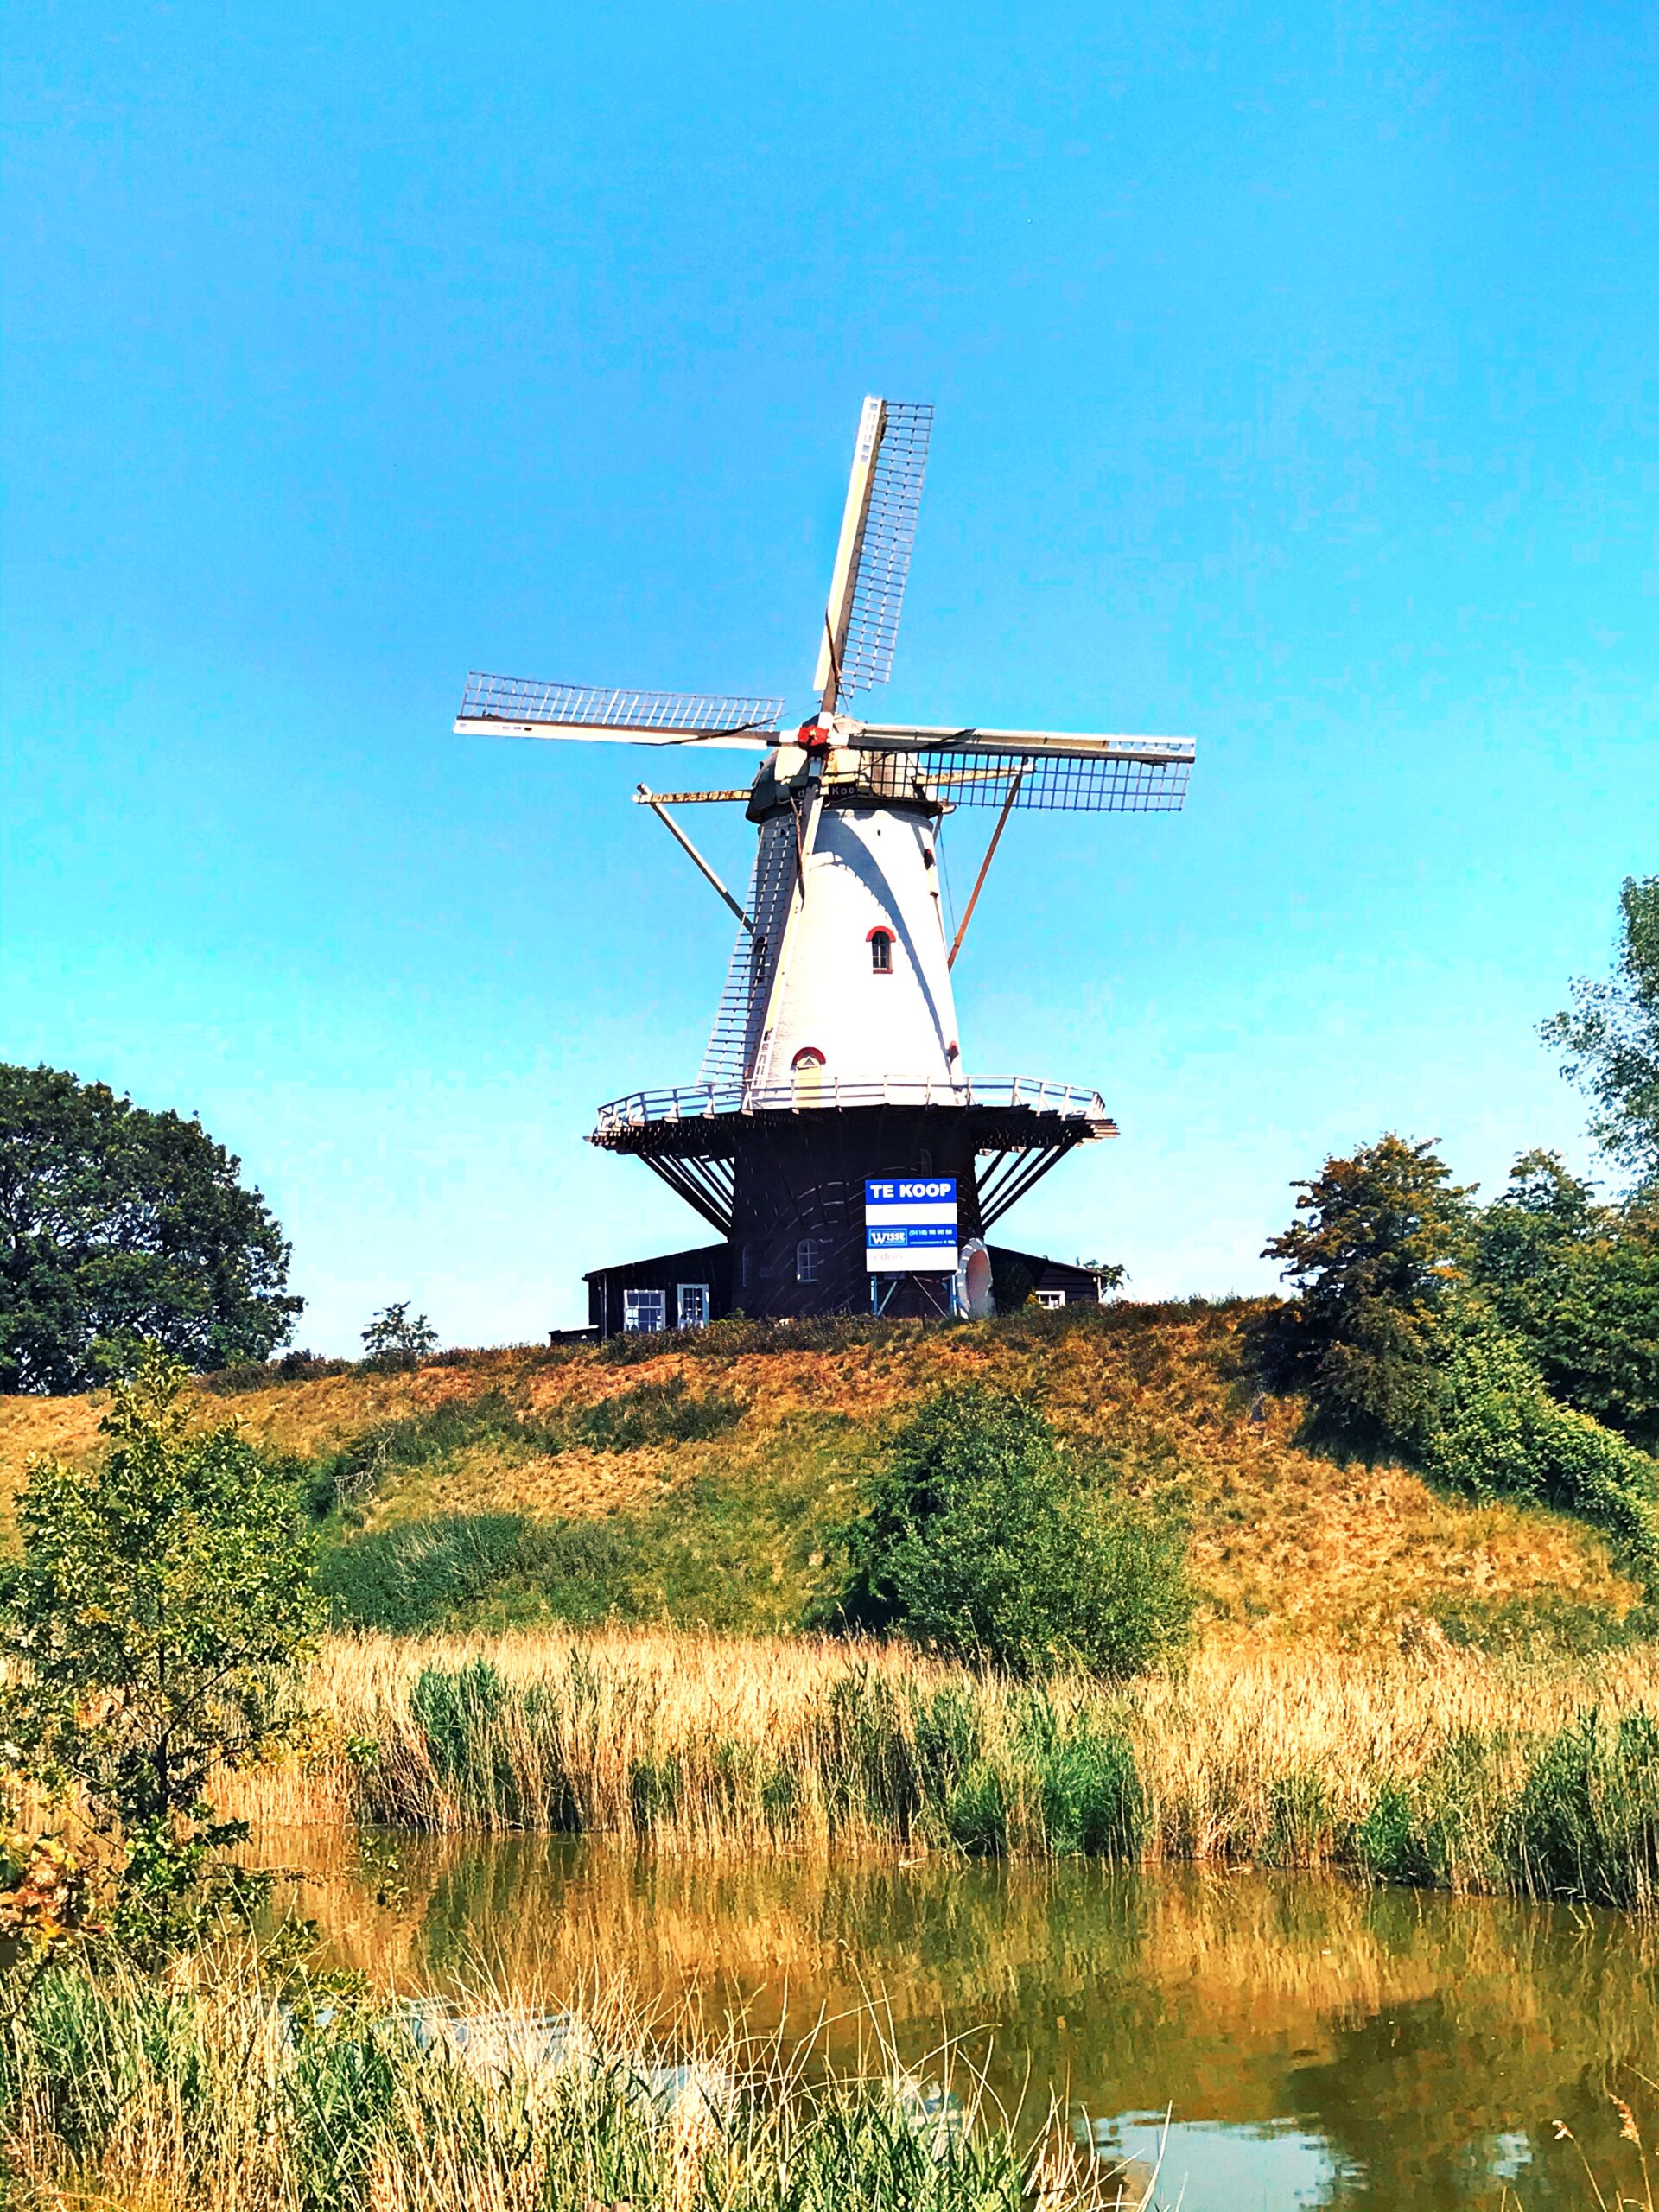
[578,1102,1115,1336]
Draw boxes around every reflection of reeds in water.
[223,1629,1659,1908]
[0,1960,1153,2212]
[256,1828,1659,2204]
[274,1833,1659,2118]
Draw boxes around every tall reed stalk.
[0,1961,1142,2212]
[221,1629,1659,1909]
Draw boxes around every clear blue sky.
[3,0,1655,1351]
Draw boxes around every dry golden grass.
[222,1622,1659,1873]
[3,1960,1128,2212]
[1,1307,1642,1643]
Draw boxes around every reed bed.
[0,1961,1139,2212]
[220,1628,1659,1910]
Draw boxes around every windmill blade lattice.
[918,747,1190,811]
[847,724,1195,811]
[836,403,933,696]
[459,673,783,745]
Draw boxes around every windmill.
[455,397,1194,1330]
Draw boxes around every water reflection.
[270,1829,1657,2212]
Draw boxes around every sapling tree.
[361,1301,438,1362]
[2,1344,325,1955]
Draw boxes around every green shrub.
[1424,1302,1659,1563]
[1351,1731,1510,1892]
[568,1375,742,1451]
[833,1384,1195,1679]
[317,1514,640,1633]
[200,1350,355,1395]
[510,1520,640,1624]
[594,1313,905,1364]
[1017,1700,1145,1857]
[1509,1708,1659,1910]
[317,1516,534,1633]
[1351,1710,1659,1911]
[812,1670,925,1838]
[1436,1591,1658,1659]
[404,1660,581,1829]
[1264,1768,1339,1866]
[938,1760,1009,1855]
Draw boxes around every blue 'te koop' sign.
[864,1178,959,1274]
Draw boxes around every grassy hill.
[0,1301,1644,1649]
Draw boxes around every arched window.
[796,1237,819,1284]
[868,928,894,975]
[791,1046,826,1106]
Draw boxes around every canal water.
[275,1829,1656,2210]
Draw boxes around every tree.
[1249,1135,1474,1459]
[1469,1151,1659,1447]
[1421,1294,1656,1563]
[833,1383,1195,1679]
[1543,875,1659,1195]
[2,1345,325,1953]
[0,1065,302,1394]
[360,1301,437,1362]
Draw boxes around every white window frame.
[623,1288,666,1333]
[1034,1289,1066,1310]
[796,1237,820,1284]
[677,1282,711,1330]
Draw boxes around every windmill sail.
[456,673,783,748]
[814,400,934,705]
[844,723,1194,812]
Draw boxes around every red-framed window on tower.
[868,927,894,974]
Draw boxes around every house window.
[1034,1289,1066,1311]
[868,929,893,974]
[623,1288,665,1332]
[796,1238,819,1284]
[677,1283,710,1329]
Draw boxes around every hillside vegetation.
[1,1303,1643,1650]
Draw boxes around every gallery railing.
[592,1075,1113,1134]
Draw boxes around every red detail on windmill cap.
[798,720,830,750]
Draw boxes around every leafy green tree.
[361,1301,438,1362]
[0,1065,302,1394]
[1421,1295,1656,1563]
[1470,1148,1601,1290]
[1470,1151,1659,1447]
[1543,874,1659,1194]
[3,1345,325,1953]
[1249,1134,1474,1459]
[1255,1138,1659,1558]
[833,1383,1195,1679]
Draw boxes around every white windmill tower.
[456,398,1194,1329]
